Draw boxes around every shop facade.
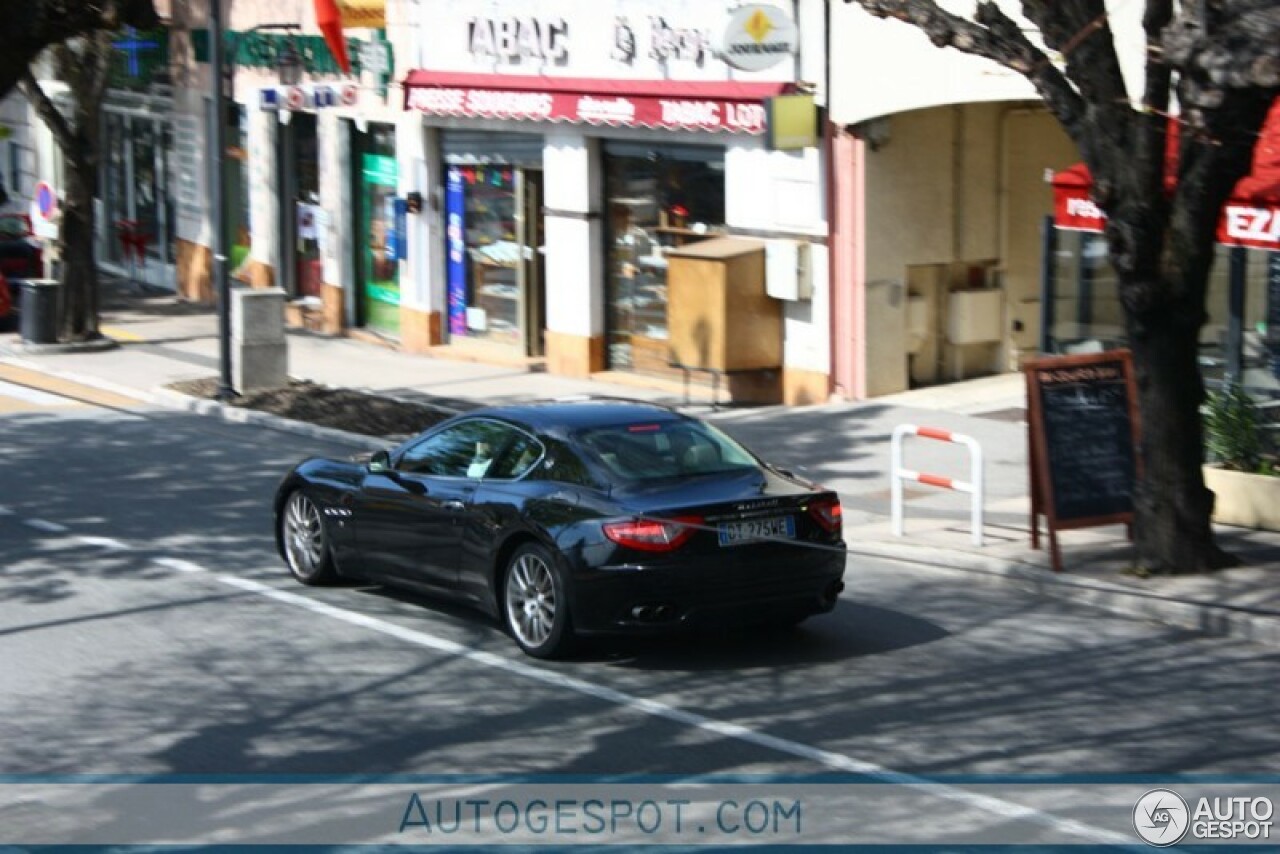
[1047,102,1280,397]
[827,3,1099,399]
[395,0,832,403]
[175,0,403,340]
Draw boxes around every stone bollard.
[232,287,288,393]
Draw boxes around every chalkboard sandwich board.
[1024,349,1140,572]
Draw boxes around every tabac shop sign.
[720,4,797,72]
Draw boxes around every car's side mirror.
[368,449,392,473]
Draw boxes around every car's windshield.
[575,419,758,482]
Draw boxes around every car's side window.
[397,420,516,478]
[487,434,543,481]
[534,438,599,488]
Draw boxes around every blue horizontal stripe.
[0,772,1278,785]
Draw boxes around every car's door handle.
[443,500,466,511]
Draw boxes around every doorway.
[443,163,545,356]
[353,122,400,336]
[277,112,320,299]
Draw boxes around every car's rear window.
[576,420,758,481]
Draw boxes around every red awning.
[1051,99,1280,250]
[402,70,792,135]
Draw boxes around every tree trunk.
[58,157,99,342]
[1125,281,1236,574]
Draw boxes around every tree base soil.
[169,378,452,440]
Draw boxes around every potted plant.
[1202,383,1280,530]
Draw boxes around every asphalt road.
[2,396,1279,786]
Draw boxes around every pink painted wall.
[829,127,866,400]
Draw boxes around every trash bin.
[17,278,59,344]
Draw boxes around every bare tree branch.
[18,69,76,156]
[846,1,1086,142]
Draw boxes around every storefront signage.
[648,17,711,65]
[720,5,798,72]
[407,86,768,134]
[1055,188,1280,252]
[468,17,569,64]
[193,30,394,95]
[337,0,385,29]
[259,83,360,111]
[1222,206,1280,250]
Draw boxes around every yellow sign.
[766,94,817,151]
[338,0,385,29]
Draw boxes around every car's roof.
[467,399,686,433]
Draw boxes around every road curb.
[0,355,391,452]
[149,387,395,452]
[849,539,1280,648]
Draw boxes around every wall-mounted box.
[667,237,781,372]
[765,239,813,301]
[947,288,1003,344]
[905,294,930,355]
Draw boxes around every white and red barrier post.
[891,424,985,546]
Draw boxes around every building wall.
[859,103,1077,394]
[397,0,831,396]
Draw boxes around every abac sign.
[720,4,797,72]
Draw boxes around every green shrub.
[1203,384,1263,472]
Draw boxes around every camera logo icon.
[1133,789,1190,846]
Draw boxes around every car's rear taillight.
[603,515,702,552]
[808,497,843,535]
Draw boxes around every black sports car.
[274,400,847,658]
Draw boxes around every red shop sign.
[403,71,789,136]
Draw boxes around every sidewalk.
[3,282,1279,646]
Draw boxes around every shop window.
[604,146,726,374]
[444,164,544,353]
[358,122,399,334]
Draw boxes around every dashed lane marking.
[74,535,130,551]
[152,557,207,574]
[24,519,69,533]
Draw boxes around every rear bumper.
[568,544,847,635]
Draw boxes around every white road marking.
[0,379,70,406]
[74,535,130,551]
[0,506,12,516]
[212,570,1128,845]
[152,557,208,574]
[24,519,68,533]
[0,506,1131,845]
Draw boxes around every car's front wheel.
[503,542,573,659]
[281,490,336,585]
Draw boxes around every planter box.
[1204,465,1280,531]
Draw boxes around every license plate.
[718,516,795,547]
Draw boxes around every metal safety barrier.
[890,424,985,546]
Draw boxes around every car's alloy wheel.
[503,543,572,658]
[282,491,335,585]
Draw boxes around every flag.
[314,0,351,74]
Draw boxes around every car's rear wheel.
[281,491,336,585]
[503,543,573,659]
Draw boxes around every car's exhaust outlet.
[820,580,845,608]
[630,603,677,623]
